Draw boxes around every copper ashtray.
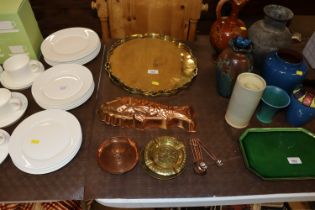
[97,137,139,174]
[143,136,186,179]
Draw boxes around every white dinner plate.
[0,92,28,128]
[41,27,100,62]
[12,132,82,174]
[63,81,95,110]
[9,109,82,174]
[34,80,95,110]
[0,64,44,90]
[32,64,93,110]
[11,135,81,175]
[0,129,10,164]
[44,42,102,66]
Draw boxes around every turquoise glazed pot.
[216,37,253,97]
[256,86,290,124]
[262,49,308,94]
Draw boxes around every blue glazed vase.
[286,86,315,126]
[262,49,308,94]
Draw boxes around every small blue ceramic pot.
[262,49,307,93]
[286,86,315,126]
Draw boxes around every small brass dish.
[97,137,139,174]
[141,152,181,180]
[143,136,186,178]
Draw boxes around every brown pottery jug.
[210,0,249,52]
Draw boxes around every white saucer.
[9,109,82,174]
[0,65,44,90]
[0,129,10,164]
[0,92,28,128]
[44,42,101,66]
[41,27,100,62]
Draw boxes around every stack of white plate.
[0,129,10,165]
[41,27,101,66]
[9,109,82,175]
[32,63,94,110]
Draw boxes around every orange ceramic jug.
[210,0,249,52]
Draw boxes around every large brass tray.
[105,33,198,96]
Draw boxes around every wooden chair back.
[92,0,208,43]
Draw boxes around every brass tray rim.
[105,33,198,96]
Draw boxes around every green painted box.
[0,0,43,64]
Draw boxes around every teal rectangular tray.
[239,128,315,180]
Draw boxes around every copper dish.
[143,136,186,179]
[105,33,198,96]
[97,137,139,174]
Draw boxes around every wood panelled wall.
[29,0,314,38]
[29,0,101,37]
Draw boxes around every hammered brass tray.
[143,136,186,179]
[106,33,198,96]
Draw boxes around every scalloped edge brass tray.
[143,136,186,178]
[105,33,198,96]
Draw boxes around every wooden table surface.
[1,36,315,206]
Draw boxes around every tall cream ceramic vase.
[225,73,266,128]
